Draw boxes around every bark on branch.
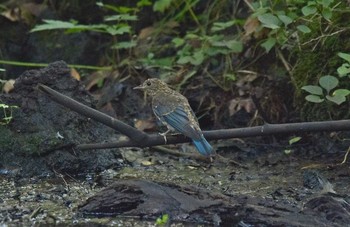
[39,84,350,150]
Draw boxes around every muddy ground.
[0,62,349,226]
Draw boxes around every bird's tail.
[192,135,213,156]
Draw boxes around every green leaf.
[153,0,172,13]
[318,0,333,7]
[326,94,346,105]
[115,6,135,14]
[111,41,137,49]
[257,13,281,29]
[301,5,317,16]
[225,40,243,53]
[104,14,138,21]
[332,89,350,97]
[301,85,323,95]
[337,63,350,77]
[172,37,185,47]
[277,14,293,26]
[284,149,292,154]
[30,20,76,32]
[177,56,193,64]
[0,104,9,108]
[305,95,324,103]
[297,25,311,33]
[261,37,276,53]
[191,51,205,65]
[338,52,350,63]
[224,73,236,81]
[211,20,237,32]
[105,25,131,35]
[289,136,302,145]
[151,57,174,67]
[319,75,338,93]
[185,33,199,39]
[322,7,332,20]
[137,0,152,7]
[155,214,169,225]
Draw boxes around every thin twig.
[302,29,347,46]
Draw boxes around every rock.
[0,61,121,177]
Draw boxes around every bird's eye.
[146,81,152,86]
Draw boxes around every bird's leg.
[159,129,171,144]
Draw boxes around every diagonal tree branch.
[39,84,350,151]
[38,84,149,143]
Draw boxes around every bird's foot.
[159,129,171,144]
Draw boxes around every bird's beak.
[133,84,145,90]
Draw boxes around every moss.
[0,126,62,156]
[0,126,14,151]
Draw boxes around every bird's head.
[133,78,169,96]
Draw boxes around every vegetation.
[1,0,350,122]
[0,103,17,125]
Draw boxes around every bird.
[134,78,213,156]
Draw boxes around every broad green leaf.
[301,85,323,95]
[211,20,237,32]
[319,75,338,93]
[261,37,276,53]
[177,56,191,64]
[152,57,174,67]
[326,94,346,105]
[301,5,317,16]
[333,89,350,97]
[224,73,236,81]
[137,0,152,7]
[191,51,205,65]
[257,13,281,29]
[338,52,350,63]
[277,15,293,26]
[297,25,311,33]
[289,136,302,145]
[225,40,243,53]
[30,20,76,32]
[105,25,131,35]
[317,0,333,7]
[305,95,324,103]
[0,68,5,72]
[322,7,332,20]
[111,41,137,49]
[153,0,172,13]
[185,33,199,39]
[172,37,185,47]
[337,63,350,77]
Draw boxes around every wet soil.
[0,62,350,226]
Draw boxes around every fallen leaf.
[138,26,155,40]
[244,17,260,35]
[1,7,21,22]
[134,118,156,131]
[2,79,15,93]
[228,98,256,116]
[70,68,80,81]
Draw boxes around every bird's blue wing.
[153,105,201,140]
